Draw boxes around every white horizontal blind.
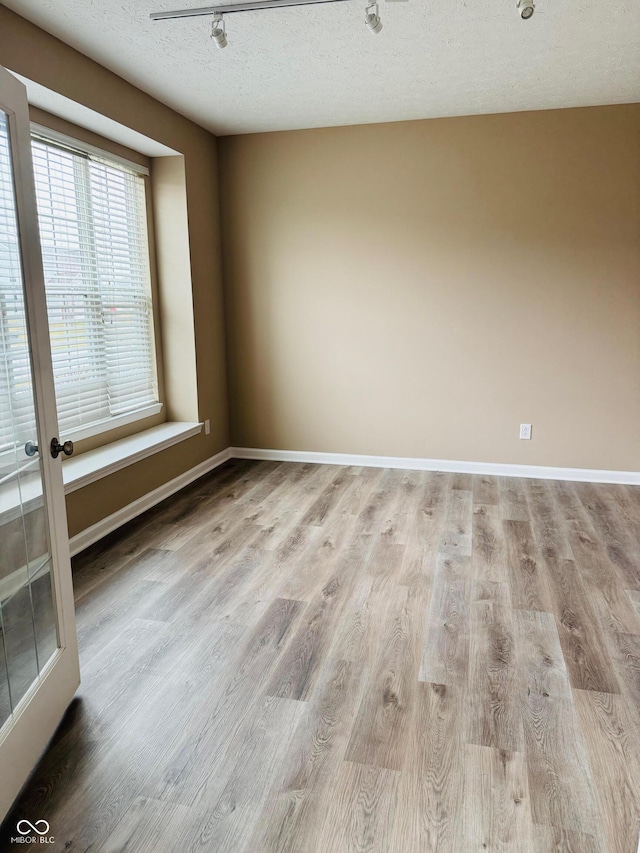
[0,111,37,457]
[31,134,158,438]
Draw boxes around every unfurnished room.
[0,0,639,850]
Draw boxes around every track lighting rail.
[151,0,352,21]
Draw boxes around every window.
[30,128,160,442]
[0,113,36,459]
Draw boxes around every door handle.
[25,441,39,457]
[50,438,74,459]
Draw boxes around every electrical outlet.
[519,423,532,440]
[204,419,211,436]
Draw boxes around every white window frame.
[29,123,163,445]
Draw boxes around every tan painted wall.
[219,105,640,473]
[0,7,229,537]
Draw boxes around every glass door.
[0,67,79,824]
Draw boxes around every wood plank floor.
[2,460,640,852]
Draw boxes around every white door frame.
[0,67,80,823]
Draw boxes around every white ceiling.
[4,0,640,136]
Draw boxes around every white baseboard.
[3,440,637,576]
[230,446,640,486]
[68,447,232,556]
[2,442,636,584]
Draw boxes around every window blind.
[0,112,37,459]
[30,134,159,439]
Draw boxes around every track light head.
[211,15,228,47]
[516,0,535,19]
[365,2,382,33]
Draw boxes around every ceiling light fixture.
[516,0,535,19]
[210,14,228,47]
[151,0,404,46]
[364,2,382,33]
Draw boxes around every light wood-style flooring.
[2,460,640,852]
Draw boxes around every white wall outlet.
[204,419,211,436]
[519,423,532,440]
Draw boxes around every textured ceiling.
[4,0,640,135]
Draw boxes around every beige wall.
[0,7,229,537]
[219,105,640,472]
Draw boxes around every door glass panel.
[30,559,57,668]
[0,621,10,728]
[0,107,59,722]
[2,586,39,708]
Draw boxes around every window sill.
[63,422,203,494]
[0,422,201,533]
[2,424,202,601]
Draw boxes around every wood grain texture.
[462,744,534,852]
[524,480,621,692]
[533,824,603,853]
[554,481,640,635]
[472,475,499,507]
[419,553,470,685]
[471,504,507,584]
[265,573,346,701]
[345,584,422,772]
[498,475,531,522]
[391,681,464,852]
[440,485,473,556]
[465,582,522,752]
[248,659,364,853]
[576,483,640,591]
[503,519,552,613]
[574,689,640,853]
[93,797,192,853]
[2,461,640,853]
[186,694,305,851]
[314,760,399,853]
[543,555,619,693]
[515,609,602,839]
